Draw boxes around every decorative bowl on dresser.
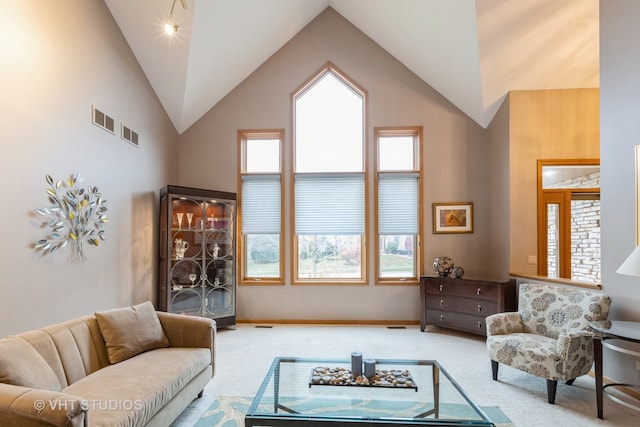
[420,276,516,336]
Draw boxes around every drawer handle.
[477,321,483,329]
[440,314,444,322]
[439,284,444,292]
[477,304,482,312]
[476,288,482,296]
[440,299,444,307]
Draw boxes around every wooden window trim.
[290,63,368,285]
[536,159,600,281]
[374,126,424,285]
[238,129,285,286]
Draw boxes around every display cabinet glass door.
[160,186,236,327]
[202,200,234,318]
[170,197,205,316]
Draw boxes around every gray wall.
[0,0,177,338]
[178,8,494,322]
[486,96,511,278]
[600,0,640,383]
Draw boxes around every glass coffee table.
[245,357,495,426]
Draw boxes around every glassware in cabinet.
[159,185,236,328]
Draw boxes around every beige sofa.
[0,301,215,426]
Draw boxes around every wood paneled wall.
[508,89,600,275]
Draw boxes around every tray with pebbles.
[309,366,418,390]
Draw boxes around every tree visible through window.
[240,63,424,286]
[293,64,366,282]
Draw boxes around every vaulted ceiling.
[104,0,599,134]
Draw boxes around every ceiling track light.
[165,0,187,36]
[164,23,179,35]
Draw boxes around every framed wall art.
[433,202,473,234]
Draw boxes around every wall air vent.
[121,124,139,147]
[92,106,115,134]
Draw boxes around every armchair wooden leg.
[547,379,557,404]
[491,360,499,381]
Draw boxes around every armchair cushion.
[488,333,562,380]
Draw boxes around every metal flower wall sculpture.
[35,174,108,263]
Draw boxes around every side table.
[588,320,640,419]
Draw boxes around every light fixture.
[616,245,640,276]
[164,23,178,35]
[164,0,187,36]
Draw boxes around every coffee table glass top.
[245,357,494,426]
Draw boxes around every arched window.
[293,64,366,283]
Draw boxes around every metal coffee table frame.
[245,357,494,427]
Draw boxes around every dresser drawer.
[424,278,499,301]
[420,276,516,335]
[426,309,487,335]
[425,295,498,316]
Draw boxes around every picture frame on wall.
[433,202,473,234]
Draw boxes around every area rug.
[194,395,514,427]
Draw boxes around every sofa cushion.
[95,301,169,364]
[62,347,211,426]
[0,336,62,391]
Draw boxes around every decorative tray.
[309,366,418,390]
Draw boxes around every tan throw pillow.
[0,336,62,391]
[95,301,169,364]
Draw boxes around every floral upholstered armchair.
[485,283,611,404]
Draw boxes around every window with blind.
[375,128,422,283]
[293,64,366,283]
[238,130,283,284]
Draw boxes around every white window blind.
[241,175,280,234]
[295,174,364,235]
[378,173,418,234]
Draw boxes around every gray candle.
[351,352,362,376]
[364,358,376,377]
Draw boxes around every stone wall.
[546,172,600,283]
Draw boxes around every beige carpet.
[171,324,640,426]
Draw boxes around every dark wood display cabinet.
[420,276,516,336]
[159,185,237,328]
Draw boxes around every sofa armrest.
[485,312,524,337]
[0,383,87,427]
[156,311,216,376]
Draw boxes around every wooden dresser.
[420,276,516,336]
